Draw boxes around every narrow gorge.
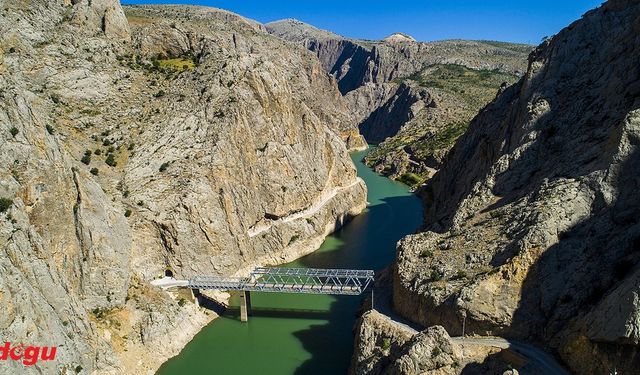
[1,1,638,375]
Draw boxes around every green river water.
[156,148,423,375]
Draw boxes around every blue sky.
[123,0,604,44]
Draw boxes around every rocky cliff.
[266,19,530,187]
[0,2,366,374]
[386,0,640,374]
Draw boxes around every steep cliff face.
[266,19,528,95]
[392,1,640,373]
[267,19,530,186]
[0,2,365,374]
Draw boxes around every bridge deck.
[188,267,374,295]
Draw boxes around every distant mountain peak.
[383,32,416,43]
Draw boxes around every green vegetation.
[90,168,99,176]
[124,209,132,218]
[419,249,434,258]
[156,57,196,72]
[412,121,469,160]
[81,150,92,165]
[478,40,533,54]
[397,172,424,187]
[0,198,13,213]
[159,162,170,172]
[431,346,442,357]
[153,90,166,98]
[91,308,107,319]
[381,338,391,350]
[368,63,521,186]
[429,269,443,281]
[9,127,18,137]
[105,154,117,167]
[178,298,187,307]
[46,124,55,135]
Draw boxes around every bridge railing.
[188,267,374,295]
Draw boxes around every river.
[156,148,423,375]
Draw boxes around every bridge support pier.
[240,290,252,322]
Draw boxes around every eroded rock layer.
[0,2,365,373]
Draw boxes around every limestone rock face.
[383,33,416,44]
[392,1,640,373]
[0,2,365,374]
[267,19,530,186]
[350,311,462,375]
[359,82,434,144]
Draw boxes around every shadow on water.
[291,194,423,375]
[225,306,334,321]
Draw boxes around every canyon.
[1,0,638,374]
[349,0,640,374]
[1,2,366,373]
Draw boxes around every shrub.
[90,168,99,176]
[46,124,55,134]
[81,150,92,165]
[102,138,111,146]
[419,250,433,258]
[8,47,15,53]
[137,201,144,206]
[9,127,18,137]
[0,198,13,213]
[50,94,60,104]
[94,149,102,155]
[127,142,135,151]
[153,90,165,98]
[398,173,422,187]
[381,338,391,350]
[75,365,82,374]
[431,346,442,357]
[105,154,117,167]
[159,162,170,172]
[123,190,130,198]
[429,269,443,281]
[124,209,132,217]
[178,298,186,307]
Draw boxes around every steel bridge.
[186,267,374,321]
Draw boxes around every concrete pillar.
[240,290,252,322]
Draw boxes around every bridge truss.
[188,267,374,296]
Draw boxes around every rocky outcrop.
[392,1,640,373]
[383,33,416,44]
[350,311,462,375]
[0,2,365,374]
[359,82,434,144]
